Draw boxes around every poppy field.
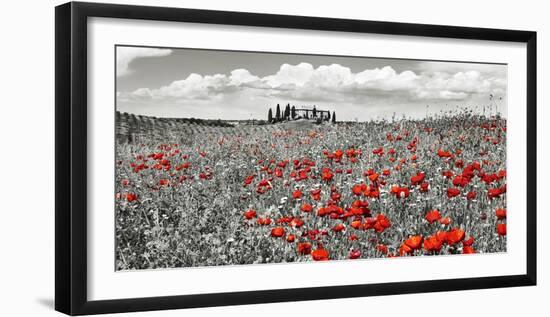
[115,112,507,270]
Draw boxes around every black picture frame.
[55,1,537,315]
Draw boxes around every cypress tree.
[291,106,296,119]
[276,104,281,122]
[313,105,317,118]
[332,111,336,123]
[285,104,290,120]
[268,108,273,123]
[327,111,331,121]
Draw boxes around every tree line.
[268,103,336,123]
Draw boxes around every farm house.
[267,103,335,123]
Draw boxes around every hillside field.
[115,113,507,270]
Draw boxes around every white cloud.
[412,70,502,100]
[263,62,315,87]
[356,66,419,90]
[124,73,236,100]
[120,63,506,104]
[117,47,173,77]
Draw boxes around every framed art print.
[55,2,537,315]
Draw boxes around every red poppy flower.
[311,248,330,261]
[277,160,288,168]
[420,182,430,192]
[174,162,190,172]
[482,173,497,184]
[300,203,313,213]
[363,218,377,230]
[368,173,379,182]
[346,148,359,158]
[497,223,507,236]
[176,162,194,170]
[365,215,388,233]
[243,209,257,220]
[351,220,363,230]
[376,214,391,229]
[436,231,448,243]
[333,149,344,159]
[276,216,292,224]
[488,187,505,199]
[495,208,507,220]
[352,184,365,196]
[256,218,272,226]
[372,147,384,156]
[466,191,477,200]
[332,223,345,232]
[411,172,426,186]
[425,210,442,224]
[292,190,303,199]
[437,149,452,158]
[463,236,475,246]
[309,188,322,201]
[133,163,148,173]
[442,170,454,179]
[439,217,451,225]
[452,175,470,187]
[270,227,285,237]
[158,179,169,186]
[349,249,361,259]
[462,246,476,254]
[120,179,130,186]
[405,235,423,250]
[317,207,329,217]
[370,221,382,233]
[447,228,465,245]
[399,243,413,256]
[290,218,304,228]
[364,187,380,199]
[346,206,361,216]
[286,234,295,243]
[297,242,312,255]
[376,244,388,254]
[447,187,461,198]
[348,234,358,241]
[391,186,410,199]
[126,193,137,202]
[424,235,443,252]
[352,199,369,208]
[321,168,334,181]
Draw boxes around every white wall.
[0,0,546,316]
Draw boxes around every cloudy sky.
[116,46,507,121]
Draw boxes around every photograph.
[114,45,508,270]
